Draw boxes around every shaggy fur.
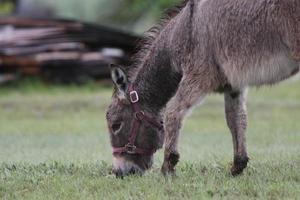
[106,0,300,177]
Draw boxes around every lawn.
[0,79,299,199]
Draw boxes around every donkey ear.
[110,64,129,94]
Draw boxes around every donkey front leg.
[162,77,208,175]
[224,89,249,176]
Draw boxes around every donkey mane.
[128,0,190,78]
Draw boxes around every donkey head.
[106,64,164,177]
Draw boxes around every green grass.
[0,79,300,199]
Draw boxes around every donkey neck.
[133,45,182,113]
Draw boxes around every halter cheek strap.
[112,84,163,155]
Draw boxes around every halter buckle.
[125,143,137,154]
[129,90,139,103]
[135,111,145,121]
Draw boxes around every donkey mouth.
[113,155,153,178]
[113,166,143,178]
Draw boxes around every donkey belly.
[223,53,300,89]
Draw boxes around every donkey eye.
[112,123,122,132]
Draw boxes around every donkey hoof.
[161,152,180,176]
[231,156,249,176]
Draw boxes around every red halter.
[112,84,164,155]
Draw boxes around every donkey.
[106,0,300,177]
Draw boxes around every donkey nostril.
[112,123,122,132]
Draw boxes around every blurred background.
[1,0,180,31]
[0,0,180,84]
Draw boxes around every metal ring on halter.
[129,90,139,103]
[125,143,137,154]
[134,111,145,121]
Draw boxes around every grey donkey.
[106,0,300,177]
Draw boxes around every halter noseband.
[112,84,164,155]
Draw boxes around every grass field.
[0,79,299,199]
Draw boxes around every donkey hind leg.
[224,89,249,176]
[161,77,208,175]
